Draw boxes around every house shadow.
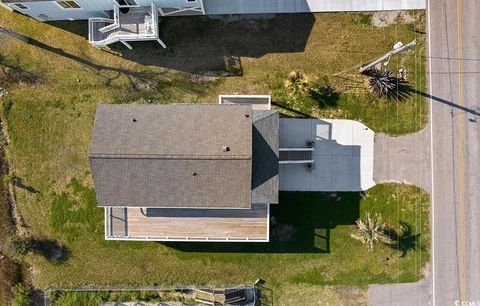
[50,13,315,73]
[164,191,361,254]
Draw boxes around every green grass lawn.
[0,8,429,304]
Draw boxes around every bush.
[11,284,29,306]
[3,174,12,185]
[6,235,33,258]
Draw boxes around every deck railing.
[88,3,165,49]
[104,205,270,242]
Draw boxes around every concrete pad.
[279,118,375,192]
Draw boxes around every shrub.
[284,71,310,97]
[367,68,402,99]
[3,174,12,185]
[11,284,29,306]
[351,213,393,251]
[6,235,33,257]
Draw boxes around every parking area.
[279,118,375,192]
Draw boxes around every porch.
[105,204,270,242]
[88,3,165,49]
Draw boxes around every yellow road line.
[456,0,466,302]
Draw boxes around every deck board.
[109,204,269,240]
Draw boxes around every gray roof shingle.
[252,110,279,204]
[90,104,252,209]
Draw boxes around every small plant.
[3,174,12,185]
[351,213,393,251]
[11,284,30,306]
[284,71,309,97]
[6,235,33,258]
[367,68,402,99]
[305,139,315,147]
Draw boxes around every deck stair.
[88,3,165,49]
[279,147,315,164]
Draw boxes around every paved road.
[370,0,480,305]
[429,0,480,304]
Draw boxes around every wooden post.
[359,40,417,73]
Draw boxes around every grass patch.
[0,8,429,303]
[49,290,195,306]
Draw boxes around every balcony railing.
[88,3,165,49]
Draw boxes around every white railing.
[99,5,119,33]
[88,3,164,49]
[104,204,270,242]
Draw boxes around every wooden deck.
[90,6,157,44]
[107,204,269,241]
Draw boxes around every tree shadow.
[58,13,315,74]
[32,238,70,263]
[164,191,361,254]
[308,86,340,108]
[272,101,314,118]
[11,176,39,193]
[0,26,171,89]
[384,222,423,257]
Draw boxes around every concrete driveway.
[278,118,375,192]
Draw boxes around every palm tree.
[367,68,400,99]
[284,71,309,96]
[351,213,393,251]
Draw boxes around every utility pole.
[358,40,417,74]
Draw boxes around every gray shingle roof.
[90,104,252,209]
[252,110,279,204]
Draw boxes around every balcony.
[104,204,270,242]
[88,3,165,49]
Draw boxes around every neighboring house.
[90,100,314,242]
[0,0,426,48]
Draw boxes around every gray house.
[1,0,425,48]
[90,103,281,242]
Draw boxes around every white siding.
[8,0,202,21]
[8,0,111,21]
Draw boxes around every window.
[38,14,50,21]
[56,0,81,9]
[12,3,29,10]
[115,0,138,6]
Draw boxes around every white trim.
[105,236,269,242]
[158,6,203,17]
[279,160,315,164]
[279,148,314,151]
[266,204,270,242]
[0,2,14,11]
[120,40,132,49]
[218,94,272,110]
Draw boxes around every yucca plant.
[351,213,393,251]
[284,71,309,96]
[367,68,400,99]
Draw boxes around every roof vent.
[132,118,137,122]
[223,146,230,152]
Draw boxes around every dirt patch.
[372,11,416,28]
[0,118,20,305]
